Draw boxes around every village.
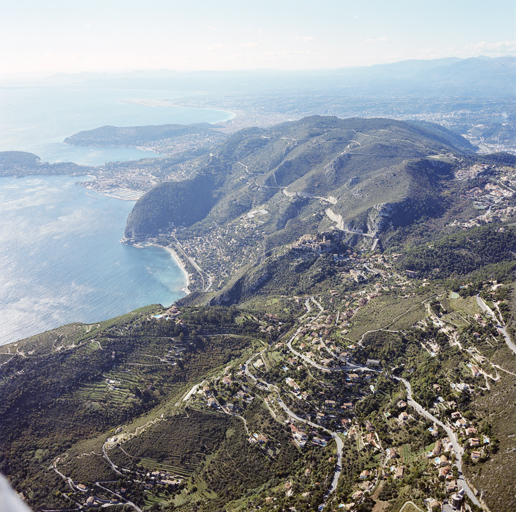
[47,251,508,512]
[48,159,516,512]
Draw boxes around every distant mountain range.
[44,56,516,97]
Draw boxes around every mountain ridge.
[124,116,475,244]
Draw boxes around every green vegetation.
[125,172,217,238]
[65,122,223,147]
[3,116,516,512]
[400,224,516,279]
[0,150,92,176]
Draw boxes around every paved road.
[477,295,516,356]
[274,395,343,500]
[394,376,482,509]
[95,482,142,512]
[102,440,123,476]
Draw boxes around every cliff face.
[124,172,216,240]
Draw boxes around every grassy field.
[441,294,481,319]
[347,295,428,341]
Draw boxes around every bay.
[0,86,232,165]
[0,85,232,345]
[0,175,186,346]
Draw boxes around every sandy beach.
[156,244,191,295]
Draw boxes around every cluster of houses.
[291,234,335,254]
[454,164,491,181]
[75,468,184,508]
[448,165,516,229]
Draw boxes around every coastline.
[147,243,191,296]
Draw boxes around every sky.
[1,0,515,76]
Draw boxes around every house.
[451,489,465,509]
[471,451,482,462]
[470,365,481,377]
[352,490,364,500]
[446,480,458,493]
[359,470,370,480]
[467,426,478,435]
[439,466,451,479]
[365,433,375,445]
[256,434,268,444]
[433,440,442,455]
[394,467,404,479]
[386,447,398,459]
[439,454,449,466]
[397,400,407,409]
[398,411,409,423]
[456,418,468,428]
[469,437,480,447]
[285,378,299,391]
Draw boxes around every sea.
[0,84,232,345]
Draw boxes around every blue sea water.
[0,175,187,345]
[0,85,232,345]
[0,86,232,165]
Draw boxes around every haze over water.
[0,85,232,165]
[0,85,232,345]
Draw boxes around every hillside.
[0,151,92,177]
[4,224,516,511]
[124,116,475,244]
[64,122,225,148]
[4,116,516,512]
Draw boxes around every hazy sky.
[1,0,515,75]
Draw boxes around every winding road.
[274,395,344,502]
[393,376,482,509]
[477,295,516,356]
[243,297,345,507]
